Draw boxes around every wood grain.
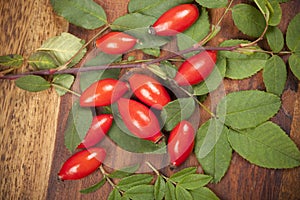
[1,0,300,200]
[0,0,68,199]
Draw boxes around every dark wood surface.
[1,0,300,199]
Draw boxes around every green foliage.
[232,4,266,37]
[161,98,196,131]
[193,57,226,95]
[263,55,287,96]
[195,0,228,8]
[28,52,58,69]
[107,121,166,154]
[117,174,153,191]
[0,54,23,67]
[128,0,193,18]
[37,32,86,67]
[15,75,50,92]
[265,26,284,53]
[111,13,156,31]
[80,178,106,194]
[64,101,93,152]
[108,164,140,179]
[50,0,107,29]
[154,176,166,200]
[289,53,300,80]
[195,119,232,183]
[217,90,281,130]
[177,8,210,52]
[286,13,300,52]
[228,122,300,168]
[52,74,75,96]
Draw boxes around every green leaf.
[108,122,166,153]
[0,54,23,67]
[286,13,300,52]
[50,0,107,29]
[37,32,86,67]
[125,28,171,49]
[108,164,140,179]
[64,101,93,152]
[169,167,197,182]
[263,55,286,96]
[165,181,176,200]
[232,4,266,37]
[177,8,210,52]
[15,75,50,92]
[216,90,281,130]
[161,98,195,131]
[178,174,212,190]
[52,74,75,96]
[111,13,156,31]
[159,61,177,79]
[254,0,270,20]
[176,186,193,200]
[142,48,161,57]
[80,178,106,194]
[268,0,282,26]
[195,119,232,183]
[228,121,300,168]
[108,188,122,200]
[128,0,193,18]
[225,58,267,79]
[277,0,292,2]
[190,187,220,200]
[28,52,58,69]
[195,0,228,8]
[117,174,153,191]
[124,185,154,200]
[219,39,251,59]
[154,176,166,200]
[193,57,226,95]
[265,26,284,53]
[80,52,121,91]
[289,53,300,80]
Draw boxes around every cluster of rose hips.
[58,4,217,181]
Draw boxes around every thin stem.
[167,79,216,118]
[0,45,239,80]
[198,0,234,46]
[145,162,169,181]
[51,83,81,97]
[99,165,117,189]
[56,25,110,71]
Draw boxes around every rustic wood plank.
[0,0,68,199]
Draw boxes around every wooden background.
[0,0,300,199]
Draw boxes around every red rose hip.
[117,98,163,142]
[96,32,137,54]
[80,78,128,107]
[129,73,171,110]
[168,121,195,167]
[58,148,106,180]
[174,50,217,86]
[77,114,113,149]
[150,4,199,36]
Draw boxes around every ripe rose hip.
[77,114,113,149]
[129,73,171,110]
[149,4,199,36]
[80,78,128,107]
[96,32,137,55]
[58,148,106,180]
[168,120,195,167]
[117,98,163,142]
[174,50,217,86]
